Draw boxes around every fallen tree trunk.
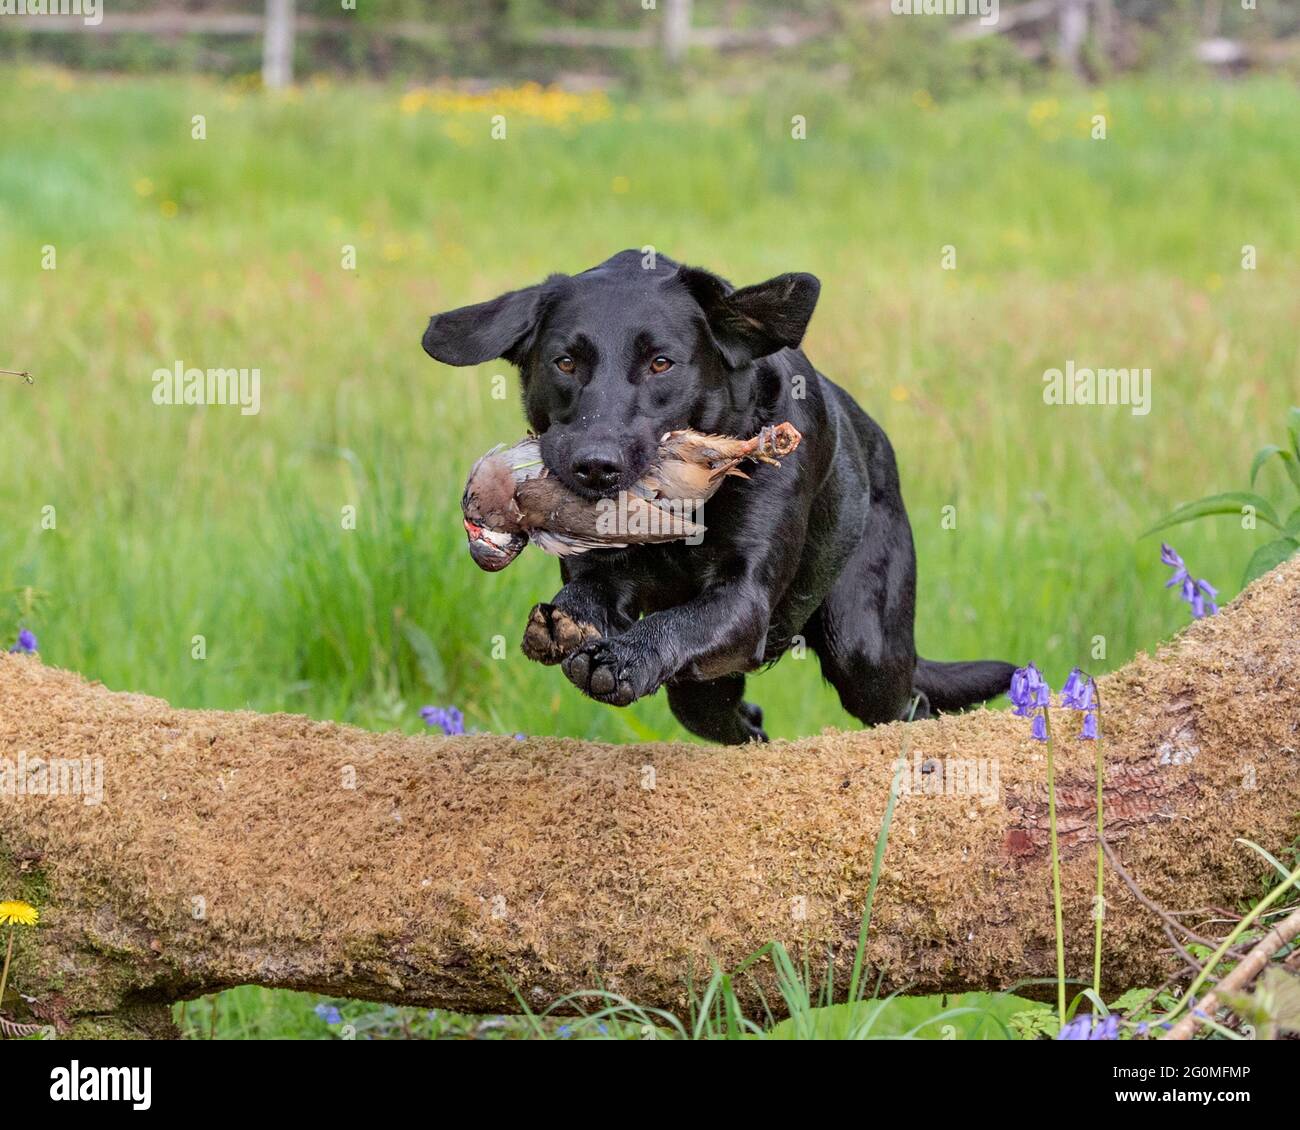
[1,559,1297,1038]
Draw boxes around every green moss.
[65,1002,177,1041]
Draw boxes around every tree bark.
[1,559,1297,1038]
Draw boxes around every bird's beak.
[464,519,528,572]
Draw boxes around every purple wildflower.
[314,1003,342,1025]
[1010,663,1051,742]
[1092,1014,1120,1040]
[1057,1015,1092,1040]
[1161,543,1218,619]
[1056,1013,1120,1041]
[8,629,36,654]
[420,706,465,736]
[1060,666,1099,741]
[1059,668,1091,710]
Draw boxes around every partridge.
[461,422,801,571]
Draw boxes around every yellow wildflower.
[0,900,38,927]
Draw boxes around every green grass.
[2,67,1297,1038]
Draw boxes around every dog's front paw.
[562,638,658,707]
[521,603,601,665]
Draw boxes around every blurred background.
[0,0,1297,1038]
[1,0,1297,743]
[3,0,1299,87]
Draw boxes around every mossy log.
[1,560,1298,1038]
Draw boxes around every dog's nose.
[571,445,625,493]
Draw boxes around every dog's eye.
[649,356,674,375]
[554,356,576,375]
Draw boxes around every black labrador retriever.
[423,250,1015,742]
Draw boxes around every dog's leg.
[667,675,767,744]
[560,577,772,707]
[807,612,917,724]
[521,575,633,665]
[802,516,920,726]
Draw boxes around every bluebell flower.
[8,629,36,654]
[1161,543,1218,619]
[1093,1014,1120,1040]
[420,705,465,735]
[1010,663,1051,742]
[1056,1013,1120,1040]
[1060,666,1099,741]
[1057,1015,1092,1040]
[1059,668,1091,710]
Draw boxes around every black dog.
[423,250,1014,742]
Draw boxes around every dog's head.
[422,250,819,498]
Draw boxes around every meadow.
[1,67,1297,1037]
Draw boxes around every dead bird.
[462,422,801,571]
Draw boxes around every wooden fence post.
[262,0,296,89]
[1057,0,1089,76]
[662,0,692,65]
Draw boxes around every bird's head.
[462,450,529,572]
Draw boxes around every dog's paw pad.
[562,641,637,707]
[551,608,601,652]
[521,604,600,665]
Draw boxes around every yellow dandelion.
[912,89,934,111]
[0,899,38,1014]
[611,175,630,195]
[890,385,910,403]
[160,200,179,219]
[133,177,155,198]
[0,900,38,927]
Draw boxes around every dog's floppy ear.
[422,281,550,367]
[677,266,821,368]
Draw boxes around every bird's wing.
[616,496,706,541]
[530,529,627,556]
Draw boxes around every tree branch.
[1,559,1298,1038]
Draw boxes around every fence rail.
[4,3,1290,87]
